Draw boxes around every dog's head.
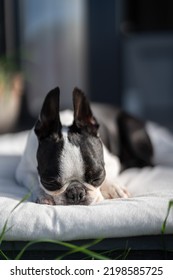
[34,87,106,205]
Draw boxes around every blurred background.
[0,0,173,133]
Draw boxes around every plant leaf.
[0,192,31,245]
[15,238,110,260]
[162,200,173,235]
[0,249,9,260]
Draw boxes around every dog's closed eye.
[89,170,105,186]
[41,177,62,191]
[90,177,103,186]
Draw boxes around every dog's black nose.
[66,183,86,204]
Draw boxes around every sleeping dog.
[16,87,153,205]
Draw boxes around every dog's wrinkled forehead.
[34,87,104,188]
[36,124,104,183]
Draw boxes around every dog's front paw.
[112,184,130,199]
[36,194,55,205]
[100,181,130,199]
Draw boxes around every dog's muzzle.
[65,181,87,204]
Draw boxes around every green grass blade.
[58,245,109,260]
[10,192,31,213]
[121,247,131,260]
[162,200,173,235]
[56,238,103,260]
[0,220,9,245]
[56,239,103,260]
[15,239,77,260]
[0,249,9,260]
[15,238,110,260]
[0,192,31,245]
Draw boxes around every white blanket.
[0,123,173,241]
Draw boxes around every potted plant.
[0,56,23,133]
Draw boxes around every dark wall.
[0,0,5,55]
[122,0,173,130]
[88,0,122,105]
[125,0,173,32]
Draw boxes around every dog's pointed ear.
[34,87,62,140]
[72,87,99,135]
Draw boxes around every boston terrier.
[15,87,153,205]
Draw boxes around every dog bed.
[0,122,173,242]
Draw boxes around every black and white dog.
[16,87,153,205]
